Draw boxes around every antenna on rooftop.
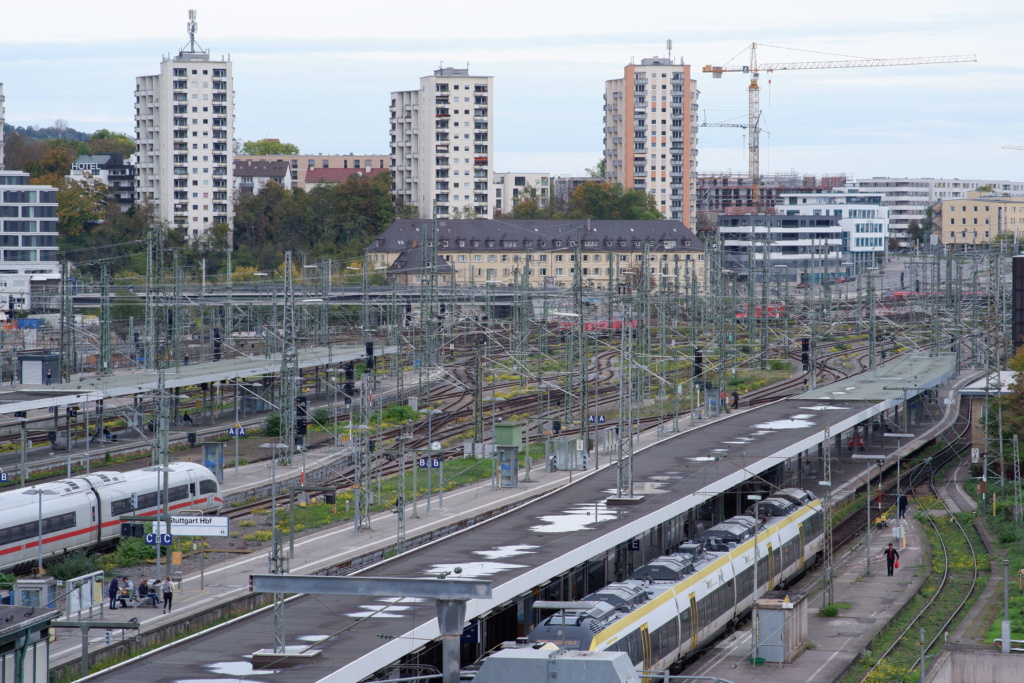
[667,39,673,62]
[182,9,206,54]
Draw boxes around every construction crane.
[704,43,976,209]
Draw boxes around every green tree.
[906,219,927,246]
[567,182,662,220]
[87,129,136,157]
[242,139,300,155]
[585,158,607,178]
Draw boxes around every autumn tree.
[241,139,300,155]
[54,178,109,239]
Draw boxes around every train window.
[200,479,218,495]
[169,485,189,502]
[0,512,75,545]
[111,498,133,516]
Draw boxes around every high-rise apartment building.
[0,83,5,170]
[391,67,494,219]
[604,57,698,226]
[134,15,234,238]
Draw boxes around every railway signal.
[693,350,703,377]
[801,338,810,371]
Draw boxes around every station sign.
[144,533,173,546]
[153,516,229,537]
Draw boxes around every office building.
[718,186,889,282]
[68,154,136,211]
[853,177,1024,247]
[0,170,60,308]
[391,67,494,219]
[135,17,234,238]
[604,57,698,225]
[933,191,1024,248]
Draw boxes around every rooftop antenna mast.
[667,39,672,62]
[182,9,205,54]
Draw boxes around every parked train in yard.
[528,488,823,674]
[0,462,221,573]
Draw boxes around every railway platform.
[689,515,929,682]
[54,354,960,682]
[51,414,686,676]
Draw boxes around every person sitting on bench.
[137,579,159,607]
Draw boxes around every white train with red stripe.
[0,462,222,573]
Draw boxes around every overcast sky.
[2,0,1021,181]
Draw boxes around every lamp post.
[23,488,57,574]
[852,454,885,575]
[747,493,762,664]
[884,432,914,527]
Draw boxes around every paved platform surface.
[689,516,929,682]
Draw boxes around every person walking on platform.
[161,579,174,614]
[883,543,900,576]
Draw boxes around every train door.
[798,523,806,569]
[639,624,652,678]
[688,593,698,651]
[767,543,775,590]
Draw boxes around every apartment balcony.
[473,157,488,166]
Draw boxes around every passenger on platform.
[161,579,174,614]
[882,543,900,577]
[731,390,740,409]
[108,576,119,610]
[45,369,52,386]
[898,494,908,519]
[138,580,159,607]
[184,354,190,366]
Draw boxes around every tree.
[567,182,662,220]
[906,219,927,246]
[87,130,135,157]
[53,178,108,239]
[508,183,553,219]
[241,139,300,155]
[585,158,607,178]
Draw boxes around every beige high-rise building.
[135,16,234,238]
[604,57,698,226]
[391,67,494,219]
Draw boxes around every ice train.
[0,462,222,573]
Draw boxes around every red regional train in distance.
[735,303,786,319]
[880,290,991,303]
[557,319,639,332]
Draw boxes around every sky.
[1,0,1022,181]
